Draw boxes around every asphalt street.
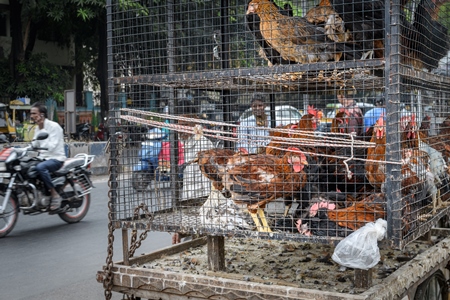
[0,175,172,300]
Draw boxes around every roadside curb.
[68,142,109,175]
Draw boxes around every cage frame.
[105,0,450,250]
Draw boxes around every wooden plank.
[206,271,300,288]
[108,270,367,300]
[122,228,130,266]
[118,237,207,266]
[207,235,225,271]
[431,228,450,236]
[354,269,372,289]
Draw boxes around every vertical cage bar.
[385,0,403,247]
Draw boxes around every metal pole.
[166,0,182,205]
[220,0,232,149]
[385,0,402,247]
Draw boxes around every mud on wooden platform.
[100,235,450,300]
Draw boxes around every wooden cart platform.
[97,234,450,300]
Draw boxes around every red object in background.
[158,141,185,165]
[95,123,106,141]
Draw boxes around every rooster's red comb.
[307,105,318,117]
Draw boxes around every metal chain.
[103,164,117,300]
[129,203,154,258]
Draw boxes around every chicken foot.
[283,203,292,217]
[434,189,450,212]
[419,189,450,220]
[250,208,272,232]
[361,50,374,60]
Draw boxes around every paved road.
[0,175,172,300]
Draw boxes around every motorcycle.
[71,122,91,141]
[131,128,167,191]
[0,132,95,238]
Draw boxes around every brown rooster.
[365,116,439,232]
[266,105,322,156]
[365,116,387,189]
[246,0,362,64]
[223,147,308,232]
[366,115,424,192]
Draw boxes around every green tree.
[6,0,105,104]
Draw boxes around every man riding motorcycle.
[30,102,66,211]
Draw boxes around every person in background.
[337,90,364,136]
[364,98,386,132]
[236,93,270,154]
[30,102,67,211]
[172,99,214,244]
[176,99,215,201]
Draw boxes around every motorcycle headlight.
[0,162,6,171]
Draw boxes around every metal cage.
[106,0,450,251]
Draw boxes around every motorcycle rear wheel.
[132,171,152,191]
[0,194,19,238]
[58,181,91,223]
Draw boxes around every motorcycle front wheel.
[131,171,152,191]
[59,181,91,223]
[0,194,19,238]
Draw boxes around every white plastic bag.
[332,219,387,270]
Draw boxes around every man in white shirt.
[30,102,67,211]
[236,93,270,154]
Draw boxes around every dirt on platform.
[138,236,436,294]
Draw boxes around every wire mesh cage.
[106,0,450,250]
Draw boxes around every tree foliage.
[2,53,72,102]
[3,0,105,104]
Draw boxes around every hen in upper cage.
[246,0,363,64]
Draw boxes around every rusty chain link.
[103,134,153,299]
[129,203,154,258]
[103,161,118,299]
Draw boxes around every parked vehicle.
[233,105,303,137]
[0,103,17,142]
[237,105,303,126]
[125,124,149,147]
[0,132,95,238]
[71,122,92,141]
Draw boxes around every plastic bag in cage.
[332,218,387,270]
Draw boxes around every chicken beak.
[289,156,308,172]
[246,3,256,14]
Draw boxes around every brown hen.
[327,193,386,231]
[266,105,322,156]
[246,0,362,64]
[304,0,351,43]
[196,148,248,192]
[223,147,308,232]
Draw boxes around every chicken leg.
[419,188,450,221]
[249,208,272,232]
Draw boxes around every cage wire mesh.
[107,0,450,249]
